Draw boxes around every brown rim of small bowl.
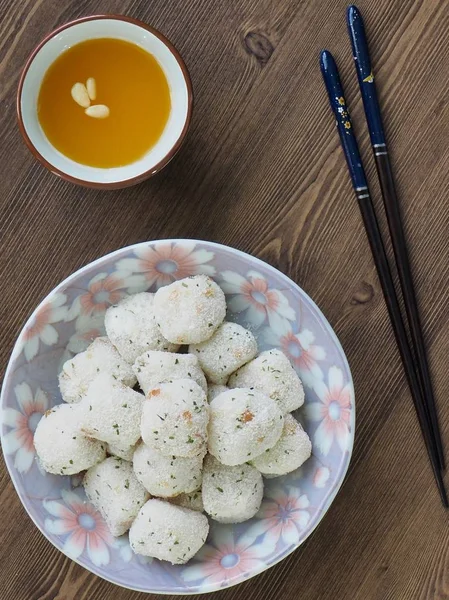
[16,14,194,190]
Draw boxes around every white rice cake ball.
[208,388,284,465]
[133,443,204,497]
[105,293,179,364]
[202,455,263,523]
[34,403,106,475]
[141,379,209,457]
[133,351,207,395]
[169,489,204,512]
[59,337,136,403]
[79,373,143,451]
[189,322,258,384]
[251,413,312,476]
[83,457,149,537]
[207,384,228,403]
[106,441,138,462]
[153,275,226,344]
[129,499,209,564]
[228,349,305,413]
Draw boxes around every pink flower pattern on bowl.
[2,382,49,473]
[21,293,67,361]
[1,240,354,594]
[182,528,274,586]
[304,366,353,456]
[313,466,331,488]
[44,489,113,567]
[264,323,326,387]
[244,485,311,549]
[220,269,295,331]
[66,318,105,355]
[114,535,153,565]
[66,271,147,330]
[116,240,215,288]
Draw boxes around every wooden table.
[1,0,448,598]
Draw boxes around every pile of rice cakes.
[34,275,312,565]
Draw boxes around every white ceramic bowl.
[1,240,355,594]
[17,15,193,189]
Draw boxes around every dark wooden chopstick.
[320,50,448,507]
[347,4,445,471]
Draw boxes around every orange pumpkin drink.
[38,38,171,168]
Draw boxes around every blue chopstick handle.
[320,50,368,191]
[347,4,386,147]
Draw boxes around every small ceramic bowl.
[17,15,193,189]
[1,240,355,594]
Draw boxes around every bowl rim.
[1,239,355,594]
[16,14,194,190]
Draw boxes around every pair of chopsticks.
[321,5,447,506]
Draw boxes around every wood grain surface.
[1,0,449,598]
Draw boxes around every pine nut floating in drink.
[37,38,171,168]
[71,82,90,108]
[86,76,96,100]
[85,104,110,119]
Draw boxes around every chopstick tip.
[435,468,449,508]
[347,5,363,28]
[347,4,359,19]
[319,49,335,73]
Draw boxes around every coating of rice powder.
[34,403,106,475]
[59,337,136,403]
[105,293,179,364]
[133,351,207,395]
[83,457,149,536]
[207,384,228,403]
[169,489,204,512]
[153,275,226,344]
[129,499,209,564]
[133,443,204,497]
[107,441,138,462]
[189,322,258,384]
[79,373,143,449]
[228,349,305,413]
[202,455,263,523]
[208,388,284,465]
[251,414,312,476]
[141,379,209,457]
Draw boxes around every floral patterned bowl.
[1,240,354,594]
